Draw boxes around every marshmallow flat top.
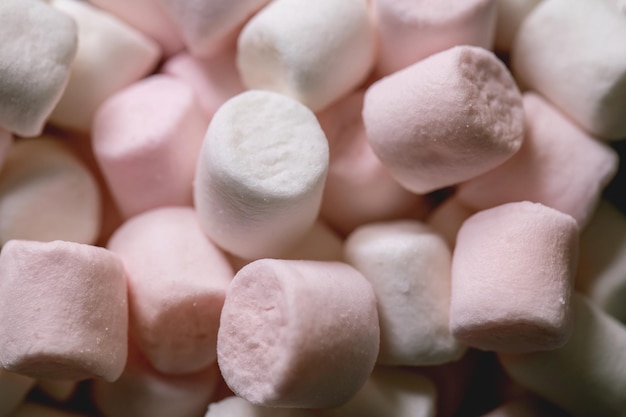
[194,90,328,259]
[237,0,376,112]
[363,45,525,194]
[0,0,78,137]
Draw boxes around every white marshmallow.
[0,0,78,137]
[194,90,328,260]
[237,0,376,112]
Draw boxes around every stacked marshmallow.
[0,0,625,417]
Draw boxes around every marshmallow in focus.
[237,0,376,112]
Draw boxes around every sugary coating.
[345,221,466,366]
[457,93,619,227]
[320,367,437,417]
[194,90,328,260]
[0,240,128,382]
[88,0,184,56]
[107,207,233,375]
[493,0,542,52]
[363,45,525,194]
[0,137,101,246]
[93,75,208,219]
[237,0,376,112]
[49,0,161,132]
[513,0,626,139]
[217,259,379,408]
[450,202,579,352]
[158,0,269,58]
[0,0,77,137]
[205,396,317,417]
[317,91,431,235]
[499,294,626,417]
[373,0,497,75]
[0,369,35,417]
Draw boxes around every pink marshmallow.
[450,202,579,352]
[363,45,525,194]
[0,240,128,382]
[93,75,209,219]
[457,92,619,227]
[107,207,233,375]
[217,259,379,408]
[373,0,497,76]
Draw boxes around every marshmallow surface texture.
[0,240,128,382]
[0,137,101,246]
[0,0,78,137]
[237,0,376,112]
[107,207,233,375]
[345,221,466,366]
[450,202,579,352]
[194,90,329,260]
[500,294,626,417]
[363,45,525,194]
[457,93,618,227]
[49,0,161,132]
[513,0,626,139]
[93,75,208,219]
[217,259,379,408]
[373,0,497,75]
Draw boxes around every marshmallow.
[457,93,619,227]
[9,404,87,417]
[0,240,128,382]
[194,90,328,260]
[88,0,184,56]
[513,0,626,139]
[493,0,542,52]
[0,369,35,417]
[237,0,376,112]
[576,200,626,323]
[158,0,269,58]
[427,197,476,249]
[107,207,233,375]
[217,259,379,408]
[93,75,209,219]
[345,221,466,366]
[373,0,497,76]
[0,0,78,137]
[49,0,161,132]
[0,137,101,246]
[36,380,77,403]
[363,45,525,194]
[320,367,437,417]
[317,91,431,235]
[205,397,317,417]
[93,341,219,417]
[499,294,626,417]
[450,202,579,352]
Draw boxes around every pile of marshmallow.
[1,0,625,416]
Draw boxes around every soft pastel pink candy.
[450,202,579,353]
[373,0,497,75]
[217,259,379,408]
[93,75,209,219]
[107,207,233,375]
[0,240,128,382]
[457,92,619,227]
[363,45,525,194]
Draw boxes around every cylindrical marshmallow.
[512,0,626,139]
[237,0,376,112]
[493,0,542,52]
[217,259,379,408]
[193,90,329,260]
[0,240,128,382]
[0,0,77,137]
[49,0,161,132]
[363,45,525,194]
[205,396,317,417]
[450,202,579,352]
[373,0,497,75]
[107,207,233,375]
[0,136,101,246]
[93,75,209,219]
[345,221,466,366]
[0,369,35,417]
[457,93,619,227]
[499,294,626,417]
